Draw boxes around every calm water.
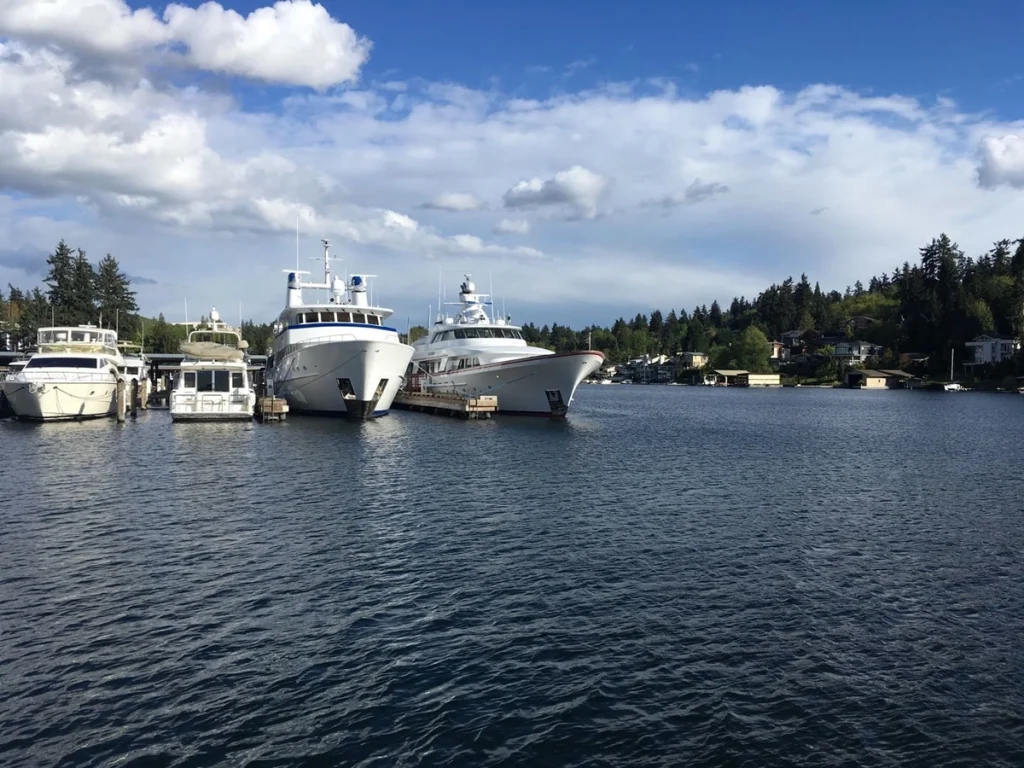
[2,386,1023,767]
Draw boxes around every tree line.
[506,233,1024,378]
[5,234,1024,377]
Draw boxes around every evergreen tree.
[44,239,75,324]
[68,249,96,325]
[95,254,139,336]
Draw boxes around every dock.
[256,396,289,422]
[393,391,497,419]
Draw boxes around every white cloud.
[3,12,1024,327]
[0,0,369,88]
[976,134,1024,189]
[418,192,487,211]
[494,218,531,235]
[502,166,612,219]
[0,0,167,59]
[642,178,730,209]
[164,0,370,89]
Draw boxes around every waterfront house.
[832,340,881,365]
[963,335,1020,368]
[769,341,789,360]
[845,316,876,333]
[781,329,806,349]
[676,351,708,369]
[738,372,781,387]
[844,368,915,389]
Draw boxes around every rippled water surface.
[2,386,1023,767]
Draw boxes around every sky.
[2,0,1024,329]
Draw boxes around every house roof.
[967,335,1017,343]
[713,369,749,376]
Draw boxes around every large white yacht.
[408,276,604,416]
[0,326,123,421]
[268,239,414,419]
[170,308,255,422]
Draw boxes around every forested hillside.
[4,234,1023,377]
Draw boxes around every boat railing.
[18,371,117,383]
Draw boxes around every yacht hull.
[0,379,119,421]
[272,339,414,419]
[420,350,604,416]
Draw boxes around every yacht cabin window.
[352,313,366,324]
[25,357,100,369]
[320,311,335,322]
[197,370,231,392]
[231,372,244,389]
[183,372,196,388]
[338,311,351,322]
[367,315,381,326]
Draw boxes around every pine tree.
[95,253,139,337]
[68,249,96,325]
[44,239,75,323]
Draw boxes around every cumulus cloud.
[3,14,1024,326]
[642,178,730,209]
[493,218,531,235]
[0,0,370,88]
[418,192,487,212]
[976,135,1024,189]
[502,165,612,219]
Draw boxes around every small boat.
[943,382,965,392]
[170,308,255,422]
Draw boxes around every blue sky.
[2,0,1024,328]
[327,0,1024,115]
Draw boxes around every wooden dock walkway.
[392,391,497,419]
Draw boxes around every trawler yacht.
[170,308,255,421]
[268,239,413,419]
[408,276,604,416]
[0,326,123,421]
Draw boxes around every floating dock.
[256,396,289,422]
[393,391,497,419]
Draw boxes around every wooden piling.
[116,379,126,423]
[140,378,150,410]
[130,379,139,418]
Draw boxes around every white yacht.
[170,308,255,421]
[0,326,123,421]
[268,239,414,419]
[408,276,604,417]
[117,342,150,387]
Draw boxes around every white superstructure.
[408,276,604,417]
[170,308,255,421]
[0,326,123,421]
[268,239,413,419]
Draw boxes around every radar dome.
[210,307,221,323]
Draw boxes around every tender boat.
[407,275,604,416]
[268,239,413,419]
[170,308,255,422]
[0,326,123,421]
